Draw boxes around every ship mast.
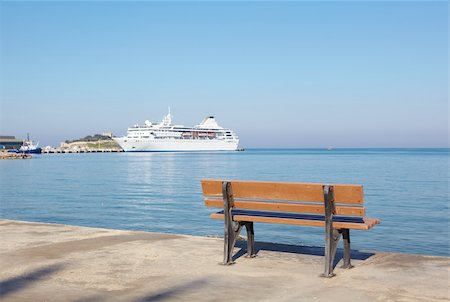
[161,107,172,126]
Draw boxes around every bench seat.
[210,209,380,230]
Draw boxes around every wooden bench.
[201,179,380,277]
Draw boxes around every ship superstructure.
[113,109,239,152]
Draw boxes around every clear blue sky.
[0,1,448,148]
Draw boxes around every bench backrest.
[201,179,365,216]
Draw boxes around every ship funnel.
[197,116,222,129]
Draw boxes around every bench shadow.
[0,263,64,298]
[233,240,374,268]
[71,295,103,302]
[134,278,208,302]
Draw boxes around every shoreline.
[2,217,447,258]
[1,219,448,301]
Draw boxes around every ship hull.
[8,148,42,154]
[113,137,239,152]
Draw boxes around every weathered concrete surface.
[0,219,448,302]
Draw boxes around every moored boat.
[8,134,42,154]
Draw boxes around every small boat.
[18,140,42,154]
[9,134,42,154]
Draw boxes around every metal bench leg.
[341,228,353,269]
[323,228,341,277]
[322,185,340,278]
[222,181,242,265]
[244,222,256,258]
[223,220,242,265]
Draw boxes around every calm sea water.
[1,149,448,256]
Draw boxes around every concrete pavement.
[1,219,448,301]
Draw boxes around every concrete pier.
[1,219,448,301]
[41,149,124,153]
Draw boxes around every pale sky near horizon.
[0,1,448,148]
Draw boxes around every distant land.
[58,134,122,152]
[65,134,113,144]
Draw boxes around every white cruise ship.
[113,109,239,152]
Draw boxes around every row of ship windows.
[125,137,236,141]
[127,135,233,137]
[129,128,231,131]
[128,130,232,134]
[127,135,234,139]
[128,137,235,139]
[124,139,234,143]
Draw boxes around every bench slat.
[204,198,365,216]
[217,209,366,223]
[202,179,364,204]
[210,213,379,230]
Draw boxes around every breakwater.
[0,152,32,159]
[41,148,123,153]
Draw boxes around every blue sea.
[1,149,448,256]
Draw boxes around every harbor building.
[0,135,23,150]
